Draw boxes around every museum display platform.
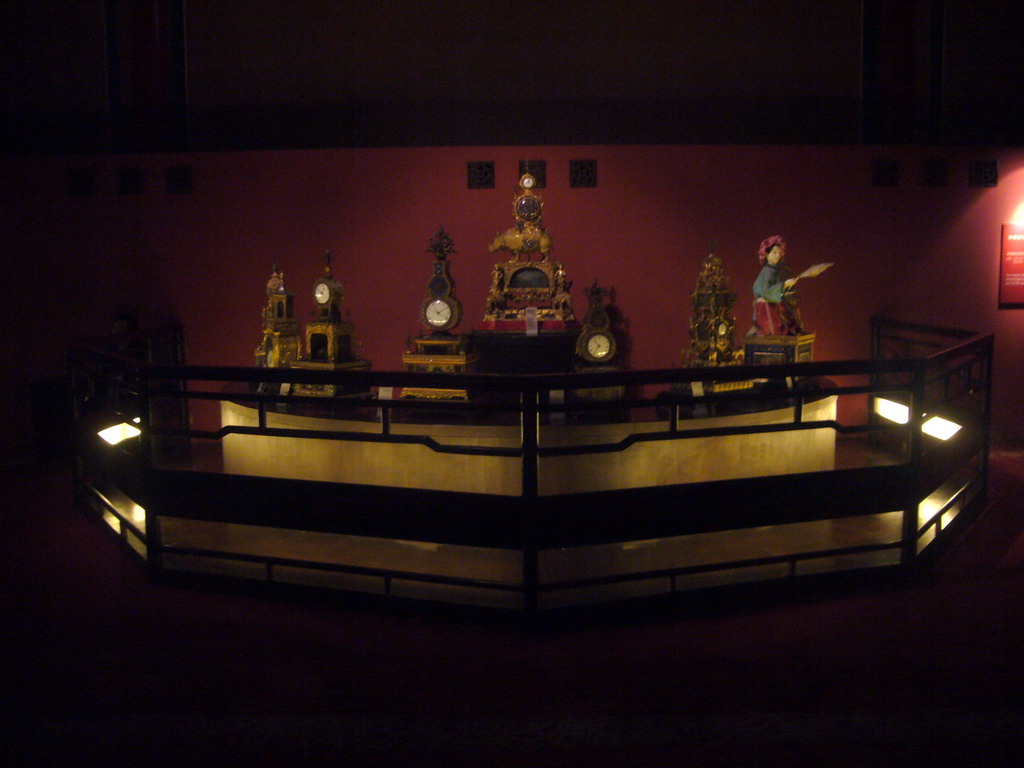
[69,318,993,612]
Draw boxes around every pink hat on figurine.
[758,235,786,264]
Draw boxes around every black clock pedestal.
[470,329,580,374]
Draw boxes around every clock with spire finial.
[255,262,301,369]
[419,226,463,333]
[402,227,478,399]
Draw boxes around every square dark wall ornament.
[118,168,145,195]
[969,159,998,188]
[165,166,193,194]
[518,160,546,188]
[921,158,949,188]
[66,168,97,196]
[871,158,899,187]
[467,161,495,189]
[569,159,598,188]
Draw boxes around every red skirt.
[753,298,802,336]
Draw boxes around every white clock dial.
[314,282,331,304]
[718,322,728,336]
[521,174,535,189]
[425,298,452,326]
[587,333,611,358]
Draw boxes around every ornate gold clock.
[255,264,301,369]
[685,245,751,393]
[402,228,478,400]
[291,251,370,397]
[480,173,576,328]
[687,247,740,366]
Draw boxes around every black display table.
[470,329,580,374]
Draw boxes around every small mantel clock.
[575,279,618,365]
[570,279,625,405]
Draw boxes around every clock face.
[314,281,331,304]
[515,196,542,222]
[424,298,453,328]
[577,329,616,363]
[718,322,728,336]
[520,174,536,189]
[587,333,611,359]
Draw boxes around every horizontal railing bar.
[158,545,524,592]
[150,424,524,457]
[536,540,904,593]
[872,316,980,340]
[108,357,931,390]
[537,419,865,457]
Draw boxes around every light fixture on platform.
[97,417,141,446]
[873,398,962,441]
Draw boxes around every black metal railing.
[68,317,993,610]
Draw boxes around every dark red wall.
[5,144,1024,463]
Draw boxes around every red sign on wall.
[1001,223,1024,308]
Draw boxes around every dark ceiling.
[2,0,1023,154]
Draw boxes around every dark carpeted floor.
[2,452,1024,766]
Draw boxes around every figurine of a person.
[750,235,803,336]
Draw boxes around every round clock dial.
[422,296,459,331]
[515,196,542,222]
[718,322,728,336]
[578,329,616,363]
[520,174,536,189]
[314,281,332,304]
[587,333,611,358]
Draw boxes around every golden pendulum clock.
[291,250,370,397]
[401,227,478,400]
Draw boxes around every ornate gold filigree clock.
[688,247,740,366]
[255,264,301,369]
[402,228,478,399]
[685,246,751,394]
[480,173,576,328]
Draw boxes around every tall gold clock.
[255,264,301,369]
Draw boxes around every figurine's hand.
[783,278,798,290]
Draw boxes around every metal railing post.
[901,363,927,565]
[520,386,540,612]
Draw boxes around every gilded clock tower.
[255,264,301,369]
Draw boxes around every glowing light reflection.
[922,415,962,440]
[98,422,141,445]
[874,398,909,424]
